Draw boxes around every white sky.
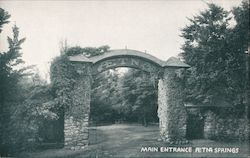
[0,0,242,79]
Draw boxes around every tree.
[0,25,26,103]
[180,2,248,111]
[0,8,49,156]
[118,69,158,126]
[230,1,249,118]
[0,8,10,33]
[0,8,30,155]
[90,69,121,124]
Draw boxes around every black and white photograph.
[0,0,249,157]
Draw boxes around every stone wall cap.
[69,54,92,62]
[164,57,190,68]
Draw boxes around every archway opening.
[89,67,159,145]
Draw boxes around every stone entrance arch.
[64,49,189,150]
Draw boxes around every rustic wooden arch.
[91,49,163,74]
[65,49,189,150]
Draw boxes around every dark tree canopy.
[180,2,249,109]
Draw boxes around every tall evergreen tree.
[0,8,28,155]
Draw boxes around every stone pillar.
[64,62,92,150]
[157,68,187,144]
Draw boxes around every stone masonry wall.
[64,115,89,150]
[157,68,187,144]
[203,110,216,139]
[64,63,92,150]
[204,110,248,141]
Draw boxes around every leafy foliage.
[0,8,45,155]
[90,68,158,126]
[0,8,59,155]
[180,2,248,111]
[90,69,121,124]
[50,45,111,116]
[65,45,110,57]
[0,9,29,155]
[118,69,158,126]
